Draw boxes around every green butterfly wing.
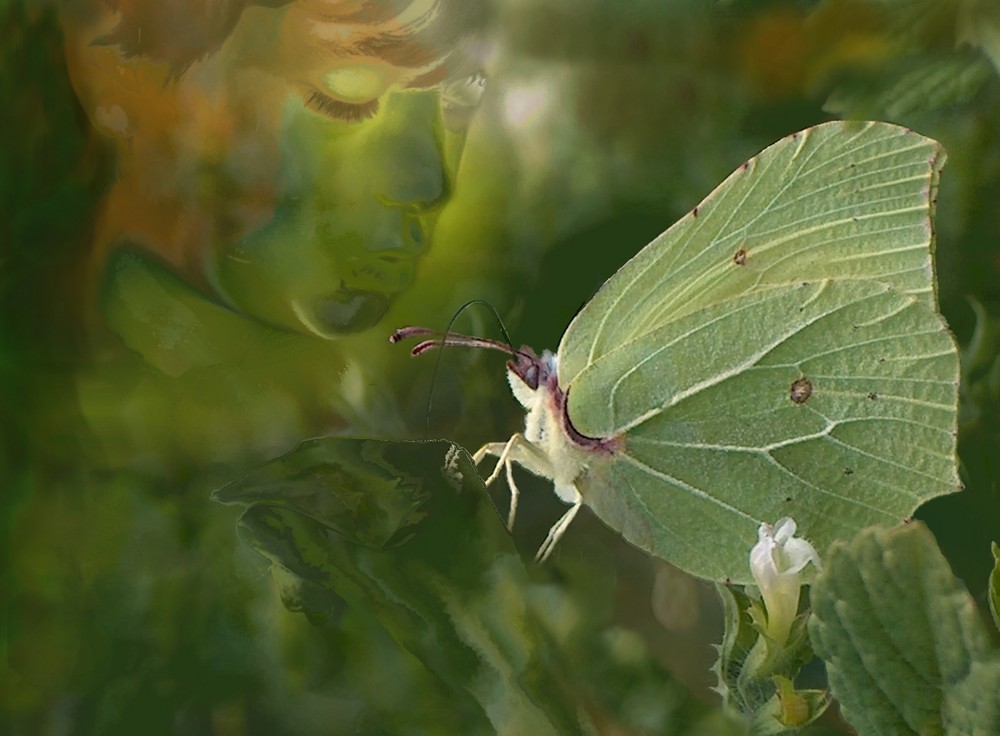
[557,122,959,583]
[559,121,945,385]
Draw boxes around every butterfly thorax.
[505,347,619,496]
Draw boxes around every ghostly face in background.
[63,0,487,337]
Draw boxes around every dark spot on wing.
[844,468,854,475]
[692,206,699,218]
[790,377,812,404]
[733,248,747,266]
[867,391,878,400]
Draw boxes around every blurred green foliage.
[3,0,1000,733]
[214,438,738,734]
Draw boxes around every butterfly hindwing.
[570,280,957,582]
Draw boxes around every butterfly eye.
[441,72,486,130]
[522,363,539,390]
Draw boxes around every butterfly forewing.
[557,121,946,389]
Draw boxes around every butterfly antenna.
[390,299,522,432]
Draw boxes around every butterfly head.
[506,348,558,410]
[390,325,555,403]
[391,324,618,453]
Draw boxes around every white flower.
[750,517,821,646]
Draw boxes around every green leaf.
[989,542,1000,636]
[714,583,765,714]
[215,438,725,735]
[103,250,278,377]
[958,0,1000,78]
[809,523,1000,735]
[961,298,1000,385]
[824,52,992,119]
[219,438,570,733]
[213,436,439,549]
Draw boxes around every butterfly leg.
[504,459,519,531]
[534,484,582,562]
[473,437,519,486]
[474,435,526,530]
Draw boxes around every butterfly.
[393,121,960,583]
